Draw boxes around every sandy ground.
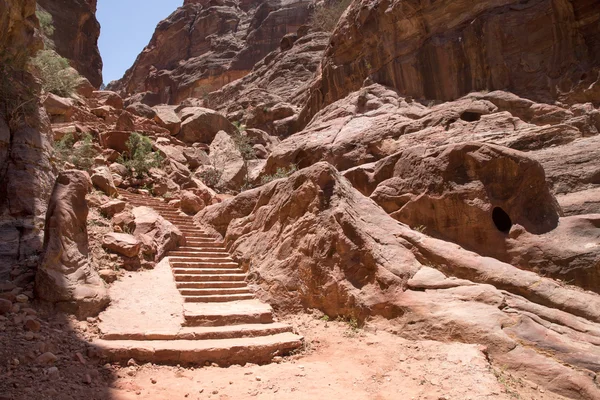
[107,313,562,400]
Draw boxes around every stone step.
[176,244,223,250]
[183,300,274,327]
[93,332,303,366]
[179,287,252,296]
[185,239,223,245]
[169,248,225,254]
[174,274,246,282]
[173,268,243,275]
[170,255,232,262]
[170,261,239,269]
[101,322,293,341]
[177,281,248,289]
[183,293,255,303]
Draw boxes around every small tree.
[29,50,79,97]
[118,132,163,178]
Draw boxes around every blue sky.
[97,0,182,85]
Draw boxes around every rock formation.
[36,170,109,319]
[108,0,315,104]
[299,0,600,127]
[37,0,103,87]
[0,0,55,279]
[197,162,600,399]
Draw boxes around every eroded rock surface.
[197,162,600,399]
[36,171,109,319]
[109,0,315,104]
[300,0,600,126]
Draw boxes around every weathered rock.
[112,211,135,233]
[92,91,123,110]
[209,32,330,135]
[197,162,600,399]
[37,0,103,87]
[115,111,135,131]
[102,233,141,258]
[345,142,561,259]
[180,190,204,215]
[209,130,247,189]
[0,298,12,315]
[36,170,109,319]
[24,315,40,331]
[91,167,117,196]
[153,106,181,136]
[43,93,75,121]
[132,206,185,260]
[109,0,314,104]
[0,0,53,278]
[300,0,600,126]
[99,199,126,218]
[126,102,156,119]
[99,131,131,153]
[36,352,58,365]
[178,107,236,145]
[98,269,118,284]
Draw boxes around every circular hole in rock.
[492,207,513,233]
[459,111,482,122]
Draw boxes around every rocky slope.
[37,0,103,87]
[299,0,600,127]
[108,0,315,105]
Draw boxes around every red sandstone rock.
[36,170,109,319]
[102,232,141,258]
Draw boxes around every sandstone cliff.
[0,0,55,279]
[37,0,103,87]
[299,0,600,127]
[108,0,314,105]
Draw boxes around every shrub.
[36,9,55,49]
[232,131,255,161]
[310,0,352,32]
[260,164,298,185]
[0,62,38,130]
[198,167,223,189]
[54,133,97,171]
[118,133,163,178]
[29,50,79,97]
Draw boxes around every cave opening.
[492,207,513,233]
[460,111,482,122]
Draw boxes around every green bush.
[118,132,163,178]
[0,62,38,130]
[232,131,256,161]
[310,0,352,32]
[197,167,223,189]
[36,9,55,49]
[29,50,79,97]
[54,133,97,171]
[260,164,298,185]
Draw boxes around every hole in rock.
[492,207,513,233]
[459,111,482,122]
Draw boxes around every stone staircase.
[93,189,303,366]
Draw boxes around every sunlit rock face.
[108,0,315,105]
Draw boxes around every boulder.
[91,167,117,197]
[109,162,128,177]
[153,105,181,136]
[113,211,135,233]
[209,130,247,189]
[0,298,11,315]
[102,233,141,258]
[91,106,114,119]
[126,102,156,119]
[43,93,75,120]
[180,190,204,215]
[115,111,136,131]
[92,91,123,110]
[36,170,109,319]
[98,199,126,218]
[99,131,131,153]
[178,108,236,145]
[132,206,185,260]
[74,76,95,98]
